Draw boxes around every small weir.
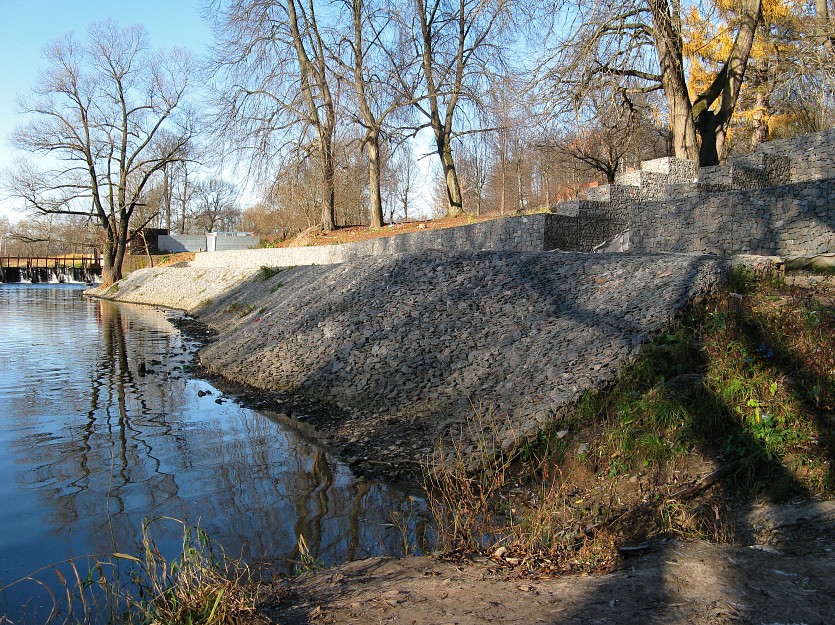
[0,255,101,283]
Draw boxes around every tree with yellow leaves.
[686,0,797,149]
[685,0,834,152]
[540,0,763,166]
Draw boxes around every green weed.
[422,271,833,573]
[257,266,284,281]
[294,534,326,574]
[224,302,255,317]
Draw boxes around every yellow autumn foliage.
[683,0,805,146]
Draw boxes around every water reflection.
[0,285,428,616]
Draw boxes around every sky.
[0,0,437,226]
[0,0,213,222]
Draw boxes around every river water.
[0,284,427,618]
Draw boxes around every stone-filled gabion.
[199,250,725,451]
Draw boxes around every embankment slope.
[100,250,727,473]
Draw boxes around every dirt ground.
[258,499,835,625]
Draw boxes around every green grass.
[257,266,284,281]
[423,270,834,568]
[224,302,256,317]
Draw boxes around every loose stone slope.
[199,250,724,462]
[87,265,258,310]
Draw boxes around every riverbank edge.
[81,250,835,625]
[83,252,788,473]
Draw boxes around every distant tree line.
[3,0,833,283]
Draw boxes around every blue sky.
[0,0,213,221]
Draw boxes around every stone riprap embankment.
[87,265,259,311]
[193,250,724,472]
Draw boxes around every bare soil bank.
[261,509,835,625]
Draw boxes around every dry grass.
[0,518,260,625]
[265,213,508,248]
[422,270,834,574]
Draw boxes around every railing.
[0,255,101,283]
[0,255,100,269]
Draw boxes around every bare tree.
[548,89,667,183]
[385,145,420,222]
[401,0,521,216]
[267,150,325,229]
[457,132,493,215]
[7,22,193,284]
[210,0,339,231]
[334,0,414,228]
[488,76,527,215]
[192,178,240,233]
[333,136,369,226]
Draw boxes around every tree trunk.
[163,167,172,233]
[516,157,525,213]
[368,133,384,228]
[751,91,770,148]
[648,0,699,162]
[286,0,336,233]
[180,167,188,235]
[321,136,336,232]
[694,0,762,165]
[101,226,127,287]
[440,139,464,217]
[500,151,507,216]
[140,229,154,268]
[695,111,722,166]
[816,0,835,53]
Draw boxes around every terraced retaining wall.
[187,130,834,269]
[190,215,556,269]
[631,178,835,256]
[555,129,835,256]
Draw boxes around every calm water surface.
[0,284,426,617]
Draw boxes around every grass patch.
[224,302,255,317]
[422,270,834,572]
[258,266,284,281]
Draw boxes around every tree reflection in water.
[0,287,429,615]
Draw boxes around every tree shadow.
[198,250,835,623]
[553,278,834,624]
[199,250,727,472]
